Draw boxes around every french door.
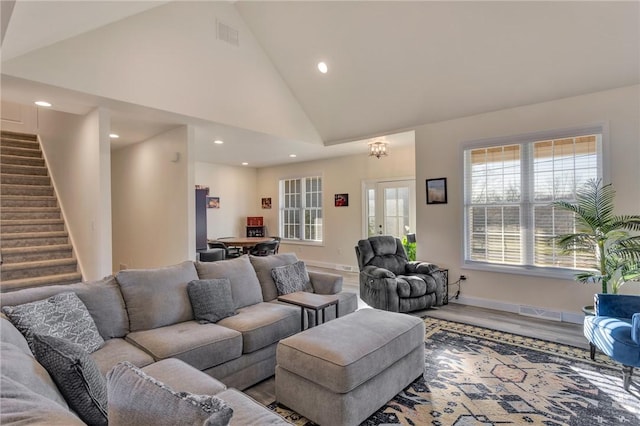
[363,179,416,238]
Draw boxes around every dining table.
[210,236,275,253]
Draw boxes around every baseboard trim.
[302,259,358,273]
[449,294,583,325]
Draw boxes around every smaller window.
[279,176,323,242]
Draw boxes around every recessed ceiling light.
[289,154,297,158]
[34,101,52,107]
[317,62,328,74]
[214,139,224,145]
[109,134,119,139]
[242,162,249,166]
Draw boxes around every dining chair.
[208,241,241,259]
[249,240,279,256]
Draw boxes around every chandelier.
[368,140,388,159]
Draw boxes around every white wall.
[194,162,258,239]
[415,85,640,317]
[256,145,416,269]
[2,1,321,145]
[1,102,113,280]
[111,126,191,270]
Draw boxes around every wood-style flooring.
[245,267,587,405]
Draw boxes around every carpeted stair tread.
[1,244,74,263]
[1,173,51,186]
[2,183,54,196]
[1,244,73,255]
[0,272,83,292]
[1,207,61,220]
[0,154,45,167]
[1,131,38,141]
[0,145,42,158]
[1,258,77,271]
[1,230,69,240]
[1,195,58,207]
[0,138,40,150]
[0,163,48,176]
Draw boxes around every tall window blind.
[464,128,602,274]
[280,176,323,242]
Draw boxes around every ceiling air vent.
[217,20,239,47]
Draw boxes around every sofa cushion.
[0,276,129,340]
[217,302,300,354]
[271,261,312,296]
[0,341,69,410]
[0,374,85,426]
[216,388,290,425]
[141,358,227,396]
[187,279,237,324]
[0,317,31,354]
[126,321,243,371]
[32,334,108,425]
[107,362,233,426]
[249,253,299,301]
[116,261,199,332]
[90,338,155,376]
[2,292,104,353]
[196,256,264,309]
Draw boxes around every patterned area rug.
[269,317,639,425]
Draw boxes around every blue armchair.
[583,294,640,391]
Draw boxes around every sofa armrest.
[309,271,343,294]
[362,265,396,279]
[594,294,640,318]
[632,313,640,346]
[405,261,439,275]
[359,266,399,312]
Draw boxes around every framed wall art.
[426,178,447,204]
[207,197,220,208]
[334,193,349,207]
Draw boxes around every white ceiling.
[1,1,638,167]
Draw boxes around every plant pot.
[582,305,595,316]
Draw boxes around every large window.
[280,176,323,242]
[463,126,603,275]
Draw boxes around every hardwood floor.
[245,267,588,405]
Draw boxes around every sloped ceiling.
[1,1,638,166]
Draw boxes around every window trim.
[460,123,609,279]
[278,174,324,243]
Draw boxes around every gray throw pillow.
[187,279,237,324]
[271,261,312,295]
[31,334,108,425]
[107,362,233,426]
[2,292,104,353]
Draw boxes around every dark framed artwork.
[426,178,447,204]
[334,193,349,207]
[261,197,272,209]
[207,197,220,209]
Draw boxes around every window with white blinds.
[280,176,323,242]
[463,127,602,275]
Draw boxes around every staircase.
[1,131,82,291]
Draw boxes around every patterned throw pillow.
[107,362,233,426]
[187,279,237,324]
[32,334,108,425]
[271,261,312,296]
[2,292,104,353]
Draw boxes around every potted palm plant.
[552,179,640,295]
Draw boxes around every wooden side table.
[277,292,339,330]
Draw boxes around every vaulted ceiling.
[1,1,638,167]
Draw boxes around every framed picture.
[334,193,349,207]
[207,197,220,209]
[261,197,272,209]
[426,178,447,204]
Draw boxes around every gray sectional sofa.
[0,253,358,425]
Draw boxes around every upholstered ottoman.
[275,308,424,425]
